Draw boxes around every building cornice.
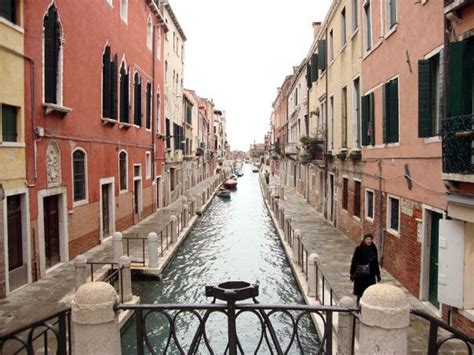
[163,1,187,41]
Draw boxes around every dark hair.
[362,232,374,240]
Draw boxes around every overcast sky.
[171,0,332,152]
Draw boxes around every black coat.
[350,243,381,297]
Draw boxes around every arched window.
[120,0,128,22]
[119,151,128,191]
[145,82,152,130]
[102,46,117,119]
[43,5,62,104]
[134,72,142,126]
[156,91,161,133]
[119,61,129,123]
[73,149,87,202]
[147,16,153,50]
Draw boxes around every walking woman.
[350,232,381,304]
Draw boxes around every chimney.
[312,22,322,39]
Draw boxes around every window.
[156,92,161,133]
[172,32,176,52]
[120,0,127,22]
[342,178,349,210]
[383,77,399,143]
[365,189,374,220]
[186,102,192,125]
[353,78,361,147]
[385,0,397,31]
[164,61,168,83]
[119,151,128,191]
[364,2,372,51]
[329,29,334,62]
[165,118,171,149]
[341,8,347,46]
[310,53,319,83]
[145,152,151,179]
[418,53,441,137]
[1,104,18,142]
[172,70,175,93]
[354,180,361,217]
[146,82,152,130]
[181,45,184,63]
[295,87,298,106]
[173,123,183,150]
[43,5,62,104]
[134,165,141,177]
[147,17,153,50]
[102,46,118,119]
[0,0,17,24]
[170,168,175,191]
[330,96,334,149]
[73,149,86,202]
[361,92,375,146]
[387,195,400,233]
[318,40,327,71]
[342,87,348,148]
[119,62,130,123]
[352,0,358,32]
[133,73,142,126]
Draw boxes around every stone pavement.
[264,169,467,354]
[0,175,220,337]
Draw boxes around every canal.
[121,164,319,353]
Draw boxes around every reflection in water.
[121,164,319,353]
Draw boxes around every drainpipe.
[0,44,37,182]
[151,24,157,211]
[378,159,384,266]
[324,28,329,219]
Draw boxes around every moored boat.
[223,179,238,189]
[217,188,231,198]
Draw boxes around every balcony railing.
[284,142,299,156]
[444,0,473,14]
[442,113,474,174]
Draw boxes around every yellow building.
[0,1,31,297]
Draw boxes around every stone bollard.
[72,282,120,354]
[190,198,196,216]
[112,232,123,263]
[337,297,356,355]
[307,253,319,297]
[195,196,203,214]
[293,229,301,263]
[284,216,291,241]
[147,232,159,268]
[183,205,189,226]
[279,207,285,228]
[74,255,88,291]
[359,284,410,354]
[279,186,285,200]
[202,190,207,202]
[170,215,177,242]
[118,255,133,303]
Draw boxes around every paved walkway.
[0,175,220,337]
[264,168,466,354]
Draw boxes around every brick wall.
[69,229,99,259]
[442,305,474,338]
[68,202,99,242]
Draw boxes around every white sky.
[171,0,332,152]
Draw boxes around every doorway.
[44,195,60,269]
[428,211,443,307]
[328,174,335,224]
[293,164,297,187]
[7,194,28,292]
[156,176,161,210]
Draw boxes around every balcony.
[444,0,473,14]
[165,149,183,164]
[284,142,299,157]
[442,114,474,177]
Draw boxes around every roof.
[163,1,187,41]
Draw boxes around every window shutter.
[383,83,389,143]
[311,53,319,82]
[448,41,465,117]
[361,94,370,146]
[146,82,151,129]
[138,79,142,126]
[102,47,111,118]
[318,40,326,71]
[111,54,118,120]
[165,119,170,148]
[418,59,432,137]
[389,78,399,143]
[369,92,375,145]
[390,0,397,28]
[44,6,59,104]
[306,63,312,89]
[124,68,130,123]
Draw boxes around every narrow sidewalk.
[0,175,219,337]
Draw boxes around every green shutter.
[389,78,399,143]
[318,40,326,70]
[306,63,312,89]
[390,0,397,28]
[369,92,375,145]
[2,105,17,142]
[311,53,319,81]
[448,41,466,117]
[361,94,370,146]
[102,47,111,118]
[383,83,389,143]
[418,59,433,137]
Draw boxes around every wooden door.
[156,178,161,209]
[44,195,60,268]
[429,211,442,307]
[134,180,139,214]
[102,184,110,236]
[7,195,23,271]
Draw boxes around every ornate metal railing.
[0,309,71,355]
[411,309,474,354]
[118,281,358,354]
[442,113,474,174]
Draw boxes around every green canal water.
[121,164,319,353]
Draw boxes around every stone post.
[293,229,301,263]
[170,215,177,242]
[337,297,356,355]
[307,253,319,297]
[118,255,132,302]
[74,255,87,291]
[279,207,285,228]
[202,189,207,203]
[190,198,196,216]
[112,232,123,263]
[284,216,291,241]
[183,204,189,226]
[359,284,410,354]
[72,282,120,354]
[195,195,203,215]
[279,185,285,200]
[147,232,159,268]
